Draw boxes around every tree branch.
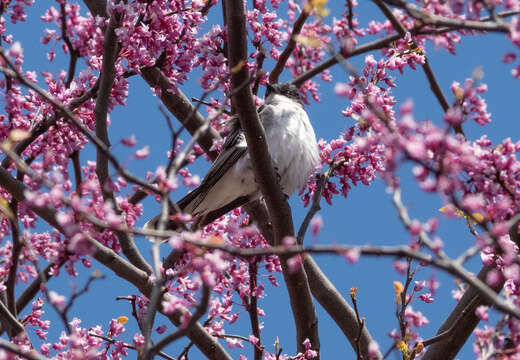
[269,7,310,84]
[383,0,511,33]
[225,0,320,354]
[0,299,25,337]
[421,265,504,360]
[303,256,383,359]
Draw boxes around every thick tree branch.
[83,0,108,18]
[225,0,320,354]
[0,299,24,337]
[303,256,383,359]
[421,265,505,360]
[94,9,119,202]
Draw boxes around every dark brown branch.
[141,226,520,321]
[225,0,320,354]
[269,8,310,84]
[292,34,401,87]
[252,46,266,95]
[303,256,383,359]
[0,299,24,337]
[248,261,263,360]
[15,263,55,314]
[6,200,21,318]
[421,265,504,360]
[421,298,478,348]
[350,289,366,360]
[292,9,517,87]
[94,10,119,201]
[297,164,338,244]
[93,7,153,275]
[83,0,108,18]
[70,151,82,195]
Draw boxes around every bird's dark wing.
[177,121,248,212]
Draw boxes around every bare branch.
[83,0,108,18]
[94,6,120,202]
[0,299,25,337]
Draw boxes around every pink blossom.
[48,291,66,310]
[475,305,489,321]
[121,135,137,147]
[155,325,167,334]
[310,215,323,236]
[134,146,150,159]
[419,293,435,303]
[344,247,360,264]
[368,341,380,359]
[413,280,426,292]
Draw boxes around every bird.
[147,82,320,230]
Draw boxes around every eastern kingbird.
[147,83,320,230]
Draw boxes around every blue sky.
[6,1,520,359]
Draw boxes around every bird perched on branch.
[146,82,319,230]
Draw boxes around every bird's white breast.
[261,94,320,196]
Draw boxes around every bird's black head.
[265,83,302,105]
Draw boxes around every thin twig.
[269,7,310,84]
[88,333,177,360]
